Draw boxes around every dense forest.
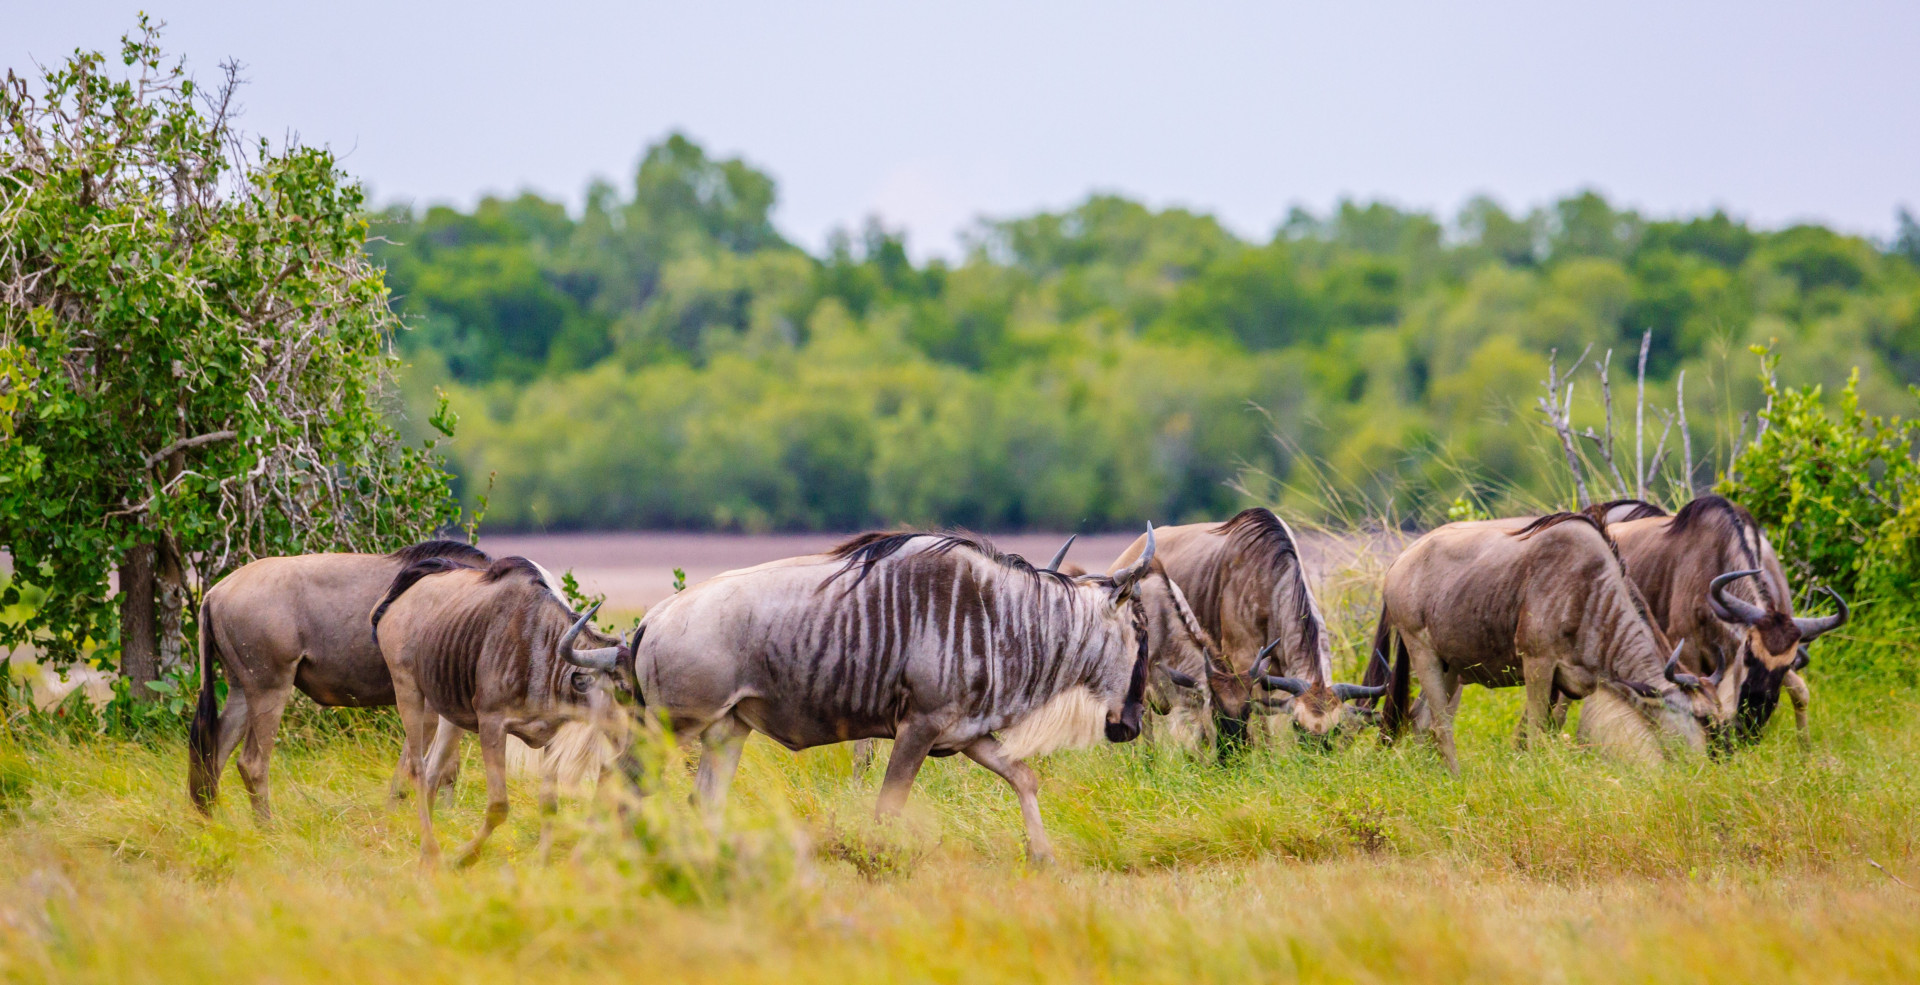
[372,134,1920,531]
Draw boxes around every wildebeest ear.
[1165,668,1201,690]
[1790,645,1810,671]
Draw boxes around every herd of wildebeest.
[185,495,1847,865]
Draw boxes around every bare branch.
[1677,369,1693,499]
[143,429,236,467]
[1634,329,1650,501]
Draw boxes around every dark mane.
[1665,495,1775,609]
[482,556,547,584]
[386,539,490,566]
[1592,498,1670,523]
[1512,512,1625,570]
[1211,508,1321,665]
[370,556,469,646]
[826,530,1070,589]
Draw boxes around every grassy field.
[1,677,1916,985]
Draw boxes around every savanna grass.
[1,539,1916,983]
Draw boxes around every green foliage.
[376,136,1920,531]
[1720,353,1920,686]
[0,21,458,667]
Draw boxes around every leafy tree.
[0,22,457,694]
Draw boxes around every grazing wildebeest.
[1107,509,1384,748]
[609,528,1163,863]
[370,556,629,866]
[1588,497,1847,748]
[188,540,490,821]
[1374,513,1726,772]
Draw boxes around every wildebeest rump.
[1593,496,1847,746]
[1374,513,1721,772]
[188,540,490,820]
[370,556,628,865]
[1108,509,1383,747]
[619,529,1161,863]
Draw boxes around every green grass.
[1,680,1916,984]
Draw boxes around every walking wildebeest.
[1373,513,1726,772]
[188,540,490,820]
[1107,509,1384,749]
[600,527,1164,863]
[370,556,630,866]
[1589,496,1847,748]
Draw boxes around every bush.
[1720,352,1920,687]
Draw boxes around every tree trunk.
[118,543,160,701]
[156,540,187,675]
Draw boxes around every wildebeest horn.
[1261,675,1311,695]
[1247,637,1283,679]
[1334,682,1388,701]
[1043,534,1076,573]
[1707,570,1767,625]
[1111,523,1155,590]
[1792,586,1849,640]
[559,601,622,672]
[1664,640,1703,690]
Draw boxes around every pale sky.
[11,2,1919,257]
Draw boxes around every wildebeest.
[1373,513,1725,772]
[1108,509,1384,748]
[606,528,1163,863]
[1591,496,1847,747]
[370,555,630,866]
[188,540,491,821]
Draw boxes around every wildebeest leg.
[1784,670,1812,751]
[410,720,445,866]
[1518,655,1558,749]
[875,721,938,817]
[388,666,435,803]
[693,715,750,828]
[961,737,1053,865]
[235,682,291,824]
[536,768,559,864]
[1547,692,1572,732]
[850,738,877,774]
[1407,638,1460,774]
[452,716,511,868]
[210,685,251,797]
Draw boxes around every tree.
[0,20,457,696]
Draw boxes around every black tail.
[1377,603,1412,743]
[1360,607,1394,708]
[188,597,222,814]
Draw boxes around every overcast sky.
[12,2,1919,257]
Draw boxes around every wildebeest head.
[1039,526,1161,743]
[1707,569,1848,672]
[555,601,639,707]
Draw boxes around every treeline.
[373,134,1920,531]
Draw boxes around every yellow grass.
[1,675,1917,984]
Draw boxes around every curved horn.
[1334,682,1389,701]
[1247,637,1284,680]
[1792,586,1849,641]
[1707,570,1767,625]
[1261,675,1311,695]
[559,602,621,672]
[1664,640,1703,690]
[1110,523,1155,591]
[1043,534,1077,573]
